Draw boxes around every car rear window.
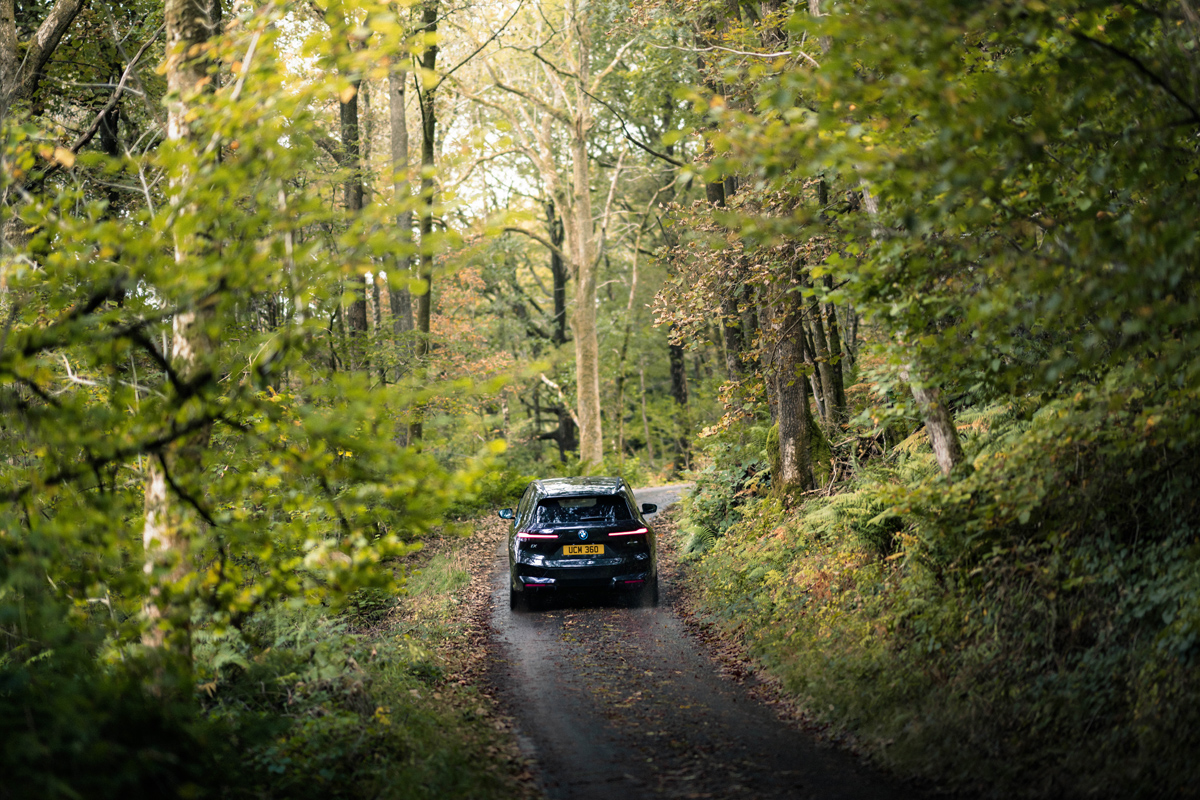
[534,495,632,526]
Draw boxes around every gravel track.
[484,485,918,800]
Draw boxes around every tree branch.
[503,226,569,262]
[1073,30,1200,127]
[37,25,164,183]
[591,147,627,271]
[0,0,86,110]
[589,35,640,94]
[488,65,573,126]
[647,40,819,68]
[0,414,215,503]
[580,85,686,167]
[156,451,218,527]
[539,373,580,427]
[432,0,524,91]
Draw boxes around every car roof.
[532,477,627,498]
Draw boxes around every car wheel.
[643,576,659,608]
[509,584,518,611]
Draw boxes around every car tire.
[642,576,659,608]
[509,584,518,611]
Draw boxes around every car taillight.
[517,531,557,540]
[609,527,649,537]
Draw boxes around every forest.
[2,0,1198,797]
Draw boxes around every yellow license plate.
[563,544,604,556]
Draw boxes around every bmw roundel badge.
[578,531,589,541]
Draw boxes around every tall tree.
[467,0,637,466]
[0,0,86,115]
[0,0,87,251]
[310,1,370,369]
[859,184,964,475]
[667,325,691,471]
[341,73,369,364]
[142,0,222,653]
[544,198,568,345]
[387,62,414,340]
[407,0,438,444]
[776,276,812,493]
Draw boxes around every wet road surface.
[488,485,915,800]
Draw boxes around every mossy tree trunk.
[776,274,814,495]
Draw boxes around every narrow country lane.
[487,485,916,800]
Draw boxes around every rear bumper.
[513,565,653,591]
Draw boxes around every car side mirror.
[641,503,657,515]
[498,508,515,520]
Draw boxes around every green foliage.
[680,522,719,556]
[443,466,534,519]
[664,0,1200,790]
[829,491,900,556]
[715,0,1200,406]
[684,424,772,538]
[2,605,447,800]
[0,632,244,800]
[684,380,1200,796]
[342,587,401,626]
[532,450,655,489]
[0,1,480,646]
[190,602,512,799]
[0,3,517,796]
[405,553,470,602]
[689,418,832,540]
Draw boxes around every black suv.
[499,477,658,610]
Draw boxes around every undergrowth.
[1,530,522,800]
[193,597,509,799]
[680,383,1200,798]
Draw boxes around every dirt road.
[487,485,914,800]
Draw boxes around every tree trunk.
[565,8,603,468]
[776,277,813,494]
[904,366,967,477]
[387,66,413,338]
[614,224,642,471]
[638,364,655,467]
[843,302,858,368]
[409,0,439,445]
[668,327,691,473]
[721,293,744,380]
[546,199,568,345]
[143,0,222,654]
[822,274,847,423]
[806,280,840,424]
[697,7,728,208]
[555,408,578,463]
[0,0,85,116]
[1,0,86,252]
[798,313,825,420]
[757,293,779,423]
[860,181,965,475]
[740,286,758,361]
[759,0,787,50]
[705,178,726,206]
[341,80,368,370]
[371,274,382,330]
